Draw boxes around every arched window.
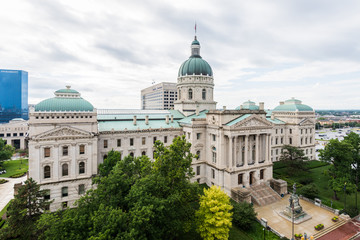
[212,147,216,163]
[79,162,85,174]
[202,89,206,100]
[142,151,146,156]
[44,166,51,179]
[130,152,134,157]
[196,150,200,160]
[62,164,68,176]
[188,89,193,100]
[103,155,107,161]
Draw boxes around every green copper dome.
[178,57,213,77]
[235,100,259,110]
[35,86,94,112]
[178,36,213,77]
[273,98,313,112]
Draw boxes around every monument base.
[278,210,312,224]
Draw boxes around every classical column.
[244,135,249,166]
[234,136,237,167]
[255,134,259,165]
[265,134,269,163]
[71,143,77,177]
[228,136,233,168]
[54,145,59,181]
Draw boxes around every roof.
[178,56,213,77]
[98,119,181,132]
[55,88,79,94]
[266,117,285,124]
[192,39,200,45]
[226,114,251,126]
[97,109,184,132]
[178,110,208,125]
[273,97,313,112]
[35,97,94,112]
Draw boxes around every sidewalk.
[0,175,27,213]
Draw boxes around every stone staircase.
[313,219,347,239]
[250,183,282,206]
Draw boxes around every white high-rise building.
[141,82,177,110]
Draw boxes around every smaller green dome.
[192,39,200,45]
[235,100,259,110]
[35,86,94,112]
[273,98,313,112]
[178,57,213,77]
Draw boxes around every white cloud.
[1,0,360,110]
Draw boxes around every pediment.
[231,115,273,129]
[299,118,315,126]
[33,126,93,140]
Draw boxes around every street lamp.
[291,198,294,240]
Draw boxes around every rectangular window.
[281,129,283,134]
[62,187,68,197]
[62,146,68,156]
[0,134,3,137]
[212,134,216,141]
[238,174,243,185]
[62,201,68,209]
[153,137,157,144]
[44,147,50,158]
[275,129,278,134]
[289,129,292,134]
[196,166,200,175]
[104,140,108,148]
[142,137,146,145]
[20,132,24,136]
[6,133,10,137]
[79,145,85,154]
[197,133,201,140]
[260,169,264,180]
[164,136,168,143]
[13,133,17,137]
[44,190,50,200]
[281,138,283,144]
[187,132,191,139]
[212,169,215,179]
[78,184,85,195]
[130,138,134,146]
[301,129,303,134]
[117,139,121,147]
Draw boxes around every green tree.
[37,136,200,240]
[0,138,15,167]
[344,132,360,211]
[196,186,233,240]
[320,139,354,199]
[98,149,122,178]
[231,200,257,230]
[1,178,52,240]
[279,145,308,175]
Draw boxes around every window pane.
[62,164,68,176]
[44,166,51,178]
[62,187,68,197]
[79,145,85,154]
[62,146,68,156]
[79,162,85,174]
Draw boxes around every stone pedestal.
[231,187,251,203]
[270,179,287,196]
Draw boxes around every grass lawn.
[0,159,28,178]
[229,222,282,240]
[273,161,360,212]
[0,200,12,218]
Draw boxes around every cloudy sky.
[1,0,360,110]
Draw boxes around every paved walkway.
[255,195,338,239]
[0,175,27,214]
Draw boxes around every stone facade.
[28,36,315,211]
[0,118,28,149]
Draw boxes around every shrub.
[298,183,319,199]
[0,179,8,184]
[332,216,338,221]
[231,200,257,230]
[294,233,303,237]
[9,172,26,178]
[344,206,359,218]
[314,224,324,230]
[0,219,5,229]
[298,177,314,185]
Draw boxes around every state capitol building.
[28,35,316,211]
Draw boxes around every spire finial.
[194,22,197,37]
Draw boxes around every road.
[0,175,27,215]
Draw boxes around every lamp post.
[344,182,347,213]
[292,198,294,240]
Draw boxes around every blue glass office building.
[0,69,28,123]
